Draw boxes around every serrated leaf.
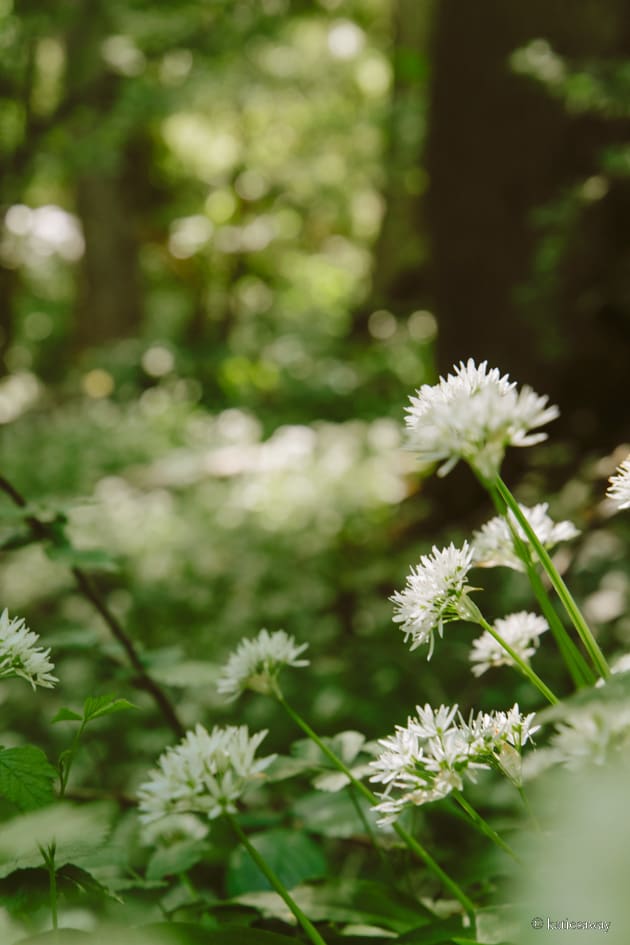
[82,694,136,723]
[57,864,123,903]
[227,828,326,896]
[146,840,208,881]
[0,802,113,878]
[0,746,57,811]
[52,708,83,724]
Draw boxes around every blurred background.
[1,0,630,790]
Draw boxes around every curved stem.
[488,486,595,688]
[475,613,558,705]
[452,792,521,863]
[495,476,609,679]
[276,693,476,920]
[225,812,328,945]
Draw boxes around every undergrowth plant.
[1,359,629,944]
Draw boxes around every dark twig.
[0,475,184,738]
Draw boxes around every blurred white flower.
[404,359,558,480]
[217,628,309,700]
[0,609,57,689]
[472,503,579,571]
[137,724,275,824]
[551,705,630,769]
[469,611,548,677]
[369,702,536,824]
[391,542,478,659]
[606,456,630,512]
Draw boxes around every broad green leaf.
[227,828,326,895]
[0,802,113,878]
[15,925,301,944]
[0,746,57,811]
[397,917,472,943]
[52,708,83,724]
[82,694,136,723]
[292,788,376,838]
[146,839,208,880]
[237,879,431,933]
[57,864,123,903]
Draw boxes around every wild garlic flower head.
[471,503,579,572]
[404,359,558,481]
[470,611,548,677]
[0,609,57,689]
[137,724,275,824]
[391,542,478,659]
[369,703,536,824]
[606,456,630,512]
[217,628,309,700]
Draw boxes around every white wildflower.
[0,609,57,689]
[391,542,478,659]
[469,611,548,677]
[606,456,630,512]
[472,503,579,571]
[404,359,558,481]
[369,703,535,825]
[137,724,275,824]
[551,704,630,769]
[218,628,309,700]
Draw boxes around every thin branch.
[0,475,184,738]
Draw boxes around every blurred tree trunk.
[74,166,144,348]
[425,0,630,452]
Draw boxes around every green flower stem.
[40,843,58,931]
[473,610,558,705]
[347,784,392,876]
[225,811,328,945]
[495,476,610,679]
[452,792,521,863]
[275,693,476,921]
[487,486,595,688]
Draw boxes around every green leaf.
[0,802,113,878]
[236,879,431,933]
[45,543,119,573]
[293,789,375,838]
[0,746,57,811]
[82,694,136,723]
[397,917,472,943]
[146,840,208,880]
[57,864,123,903]
[227,828,326,895]
[14,925,301,945]
[52,708,83,724]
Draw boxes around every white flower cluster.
[217,628,309,700]
[470,611,549,677]
[606,456,630,513]
[391,543,478,659]
[369,703,538,824]
[404,359,558,481]
[0,609,57,689]
[471,503,579,572]
[137,724,275,824]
